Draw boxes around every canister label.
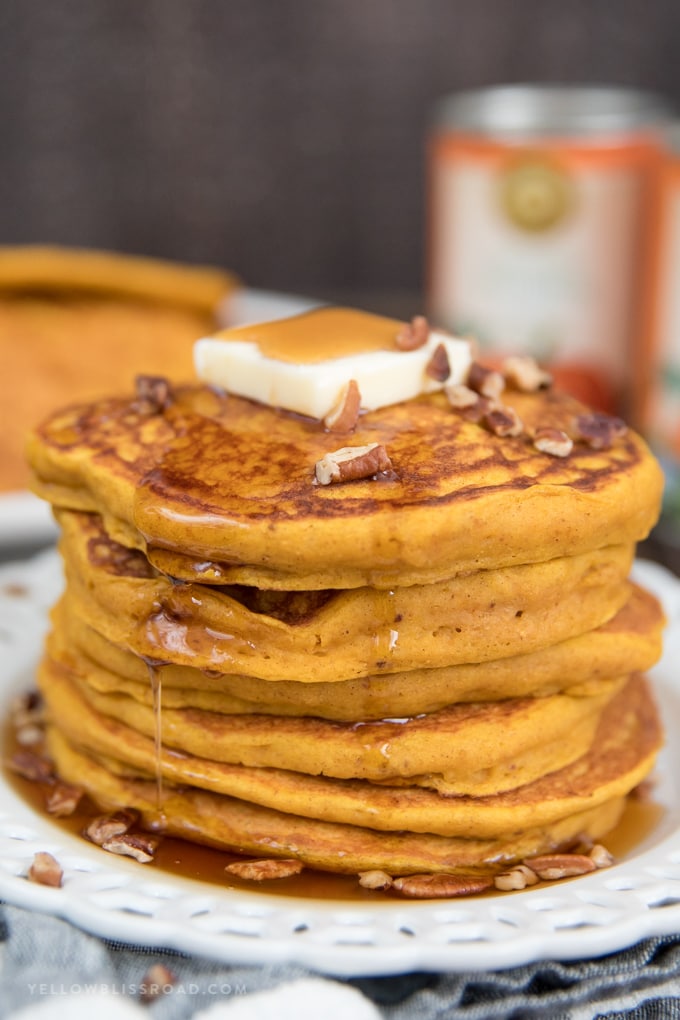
[644,152,680,521]
[428,135,663,413]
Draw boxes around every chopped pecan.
[15,724,45,747]
[225,858,304,881]
[139,964,177,1003]
[503,355,552,392]
[392,873,493,898]
[8,750,53,783]
[132,375,173,415]
[425,343,450,382]
[467,362,505,400]
[323,379,361,432]
[575,413,627,450]
[395,315,430,350]
[588,844,615,869]
[45,782,83,818]
[358,869,393,891]
[533,427,573,457]
[28,851,63,888]
[11,691,44,727]
[523,852,597,880]
[101,832,158,863]
[484,406,524,437]
[315,443,392,485]
[493,864,540,891]
[460,394,496,423]
[631,777,656,801]
[445,383,480,409]
[85,809,139,846]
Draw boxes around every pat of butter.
[194,307,472,419]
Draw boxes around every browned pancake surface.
[28,382,663,588]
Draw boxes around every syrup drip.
[372,589,400,671]
[144,660,166,823]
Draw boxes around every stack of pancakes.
[26,312,666,885]
[0,245,239,491]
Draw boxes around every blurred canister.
[427,85,672,413]
[638,124,680,537]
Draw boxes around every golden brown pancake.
[0,245,239,491]
[27,377,663,589]
[48,728,628,876]
[49,583,664,720]
[55,509,635,681]
[40,644,625,795]
[44,673,661,873]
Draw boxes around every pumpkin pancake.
[27,368,663,590]
[55,509,634,681]
[39,646,625,795]
[48,728,628,877]
[0,245,239,491]
[49,583,664,720]
[43,673,660,873]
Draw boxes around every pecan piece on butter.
[395,314,430,350]
[85,808,140,846]
[467,361,505,400]
[101,832,158,863]
[225,858,304,881]
[28,851,63,888]
[45,782,83,818]
[315,443,392,485]
[132,374,173,415]
[533,427,573,457]
[574,412,627,450]
[425,342,450,382]
[523,852,596,881]
[323,379,361,432]
[484,406,524,437]
[392,873,493,898]
[503,355,552,392]
[358,869,393,891]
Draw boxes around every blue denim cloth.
[3,904,680,1019]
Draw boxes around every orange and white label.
[644,155,680,458]
[428,134,664,413]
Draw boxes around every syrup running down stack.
[26,307,666,895]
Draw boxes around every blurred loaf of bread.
[0,245,240,492]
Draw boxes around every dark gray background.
[0,0,678,299]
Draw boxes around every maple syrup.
[212,307,404,364]
[145,662,165,819]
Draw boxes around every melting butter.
[194,306,472,419]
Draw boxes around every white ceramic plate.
[1,551,680,977]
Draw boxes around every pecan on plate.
[225,858,304,881]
